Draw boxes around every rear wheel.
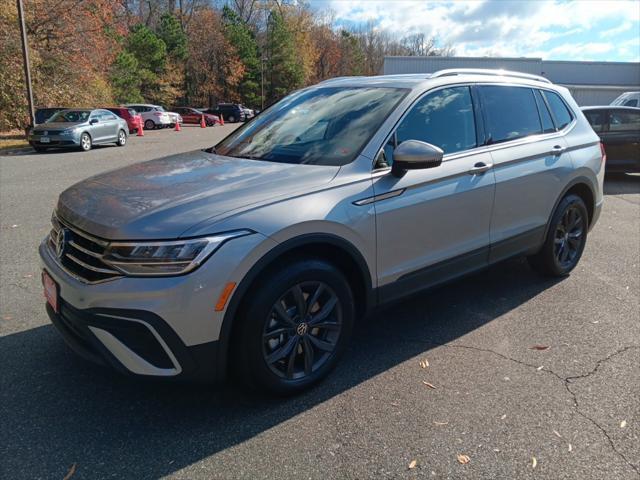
[233,259,354,395]
[228,115,236,123]
[80,133,92,151]
[528,194,588,276]
[144,119,155,130]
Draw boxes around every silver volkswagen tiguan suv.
[40,69,604,394]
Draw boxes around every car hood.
[56,150,339,240]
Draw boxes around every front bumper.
[29,133,80,147]
[39,231,276,381]
[46,301,219,381]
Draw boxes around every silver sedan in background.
[28,109,129,152]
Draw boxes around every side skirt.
[375,226,545,306]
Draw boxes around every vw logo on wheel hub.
[296,322,309,336]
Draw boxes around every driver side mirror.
[391,140,444,177]
[90,118,99,125]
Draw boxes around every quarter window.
[542,91,573,129]
[395,86,477,155]
[534,89,555,133]
[623,99,638,107]
[479,86,542,143]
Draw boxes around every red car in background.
[104,107,142,134]
[172,107,219,126]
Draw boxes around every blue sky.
[311,0,640,62]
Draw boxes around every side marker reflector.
[215,282,236,312]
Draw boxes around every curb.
[0,146,33,156]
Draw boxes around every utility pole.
[261,57,265,111]
[17,0,35,127]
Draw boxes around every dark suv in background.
[582,106,640,173]
[204,103,245,123]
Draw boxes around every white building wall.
[382,56,640,106]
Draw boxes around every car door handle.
[468,162,493,174]
[551,145,566,156]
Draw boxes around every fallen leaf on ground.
[620,420,627,428]
[23,274,33,278]
[500,414,507,420]
[434,421,448,426]
[537,365,544,371]
[530,345,550,351]
[2,315,12,321]
[531,457,537,469]
[422,381,436,389]
[553,430,562,438]
[419,359,429,369]
[11,224,20,228]
[457,454,470,464]
[63,463,77,480]
[408,460,417,470]
[568,443,572,452]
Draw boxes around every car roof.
[124,103,159,107]
[318,69,554,90]
[581,106,640,111]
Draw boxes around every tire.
[144,119,155,130]
[528,194,589,277]
[80,133,92,151]
[116,129,126,147]
[232,259,355,395]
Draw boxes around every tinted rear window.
[542,91,573,129]
[479,86,542,143]
[583,110,606,133]
[609,110,640,132]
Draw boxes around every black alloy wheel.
[262,281,342,380]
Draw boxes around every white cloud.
[325,0,640,60]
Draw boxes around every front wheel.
[144,119,155,130]
[80,133,92,151]
[116,129,126,146]
[528,194,588,276]
[233,259,355,395]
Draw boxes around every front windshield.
[214,86,407,166]
[49,110,91,123]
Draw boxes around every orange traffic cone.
[137,119,144,136]
[200,115,206,128]
[218,114,224,126]
[174,120,181,131]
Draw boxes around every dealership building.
[383,56,640,106]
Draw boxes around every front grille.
[48,213,122,283]
[33,129,63,135]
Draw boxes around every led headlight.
[103,230,252,276]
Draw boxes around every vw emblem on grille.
[56,228,71,259]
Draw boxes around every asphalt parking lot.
[1,127,638,479]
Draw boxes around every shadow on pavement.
[604,173,640,195]
[0,257,563,479]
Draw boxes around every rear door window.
[542,91,573,129]
[583,110,607,133]
[479,86,542,143]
